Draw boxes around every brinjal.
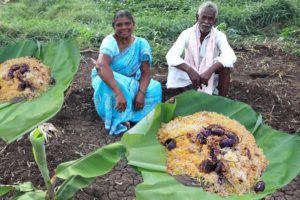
[196,133,207,144]
[20,64,29,74]
[254,181,265,192]
[164,138,176,151]
[219,138,234,148]
[227,133,239,144]
[199,159,215,173]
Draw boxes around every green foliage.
[1,128,124,200]
[219,0,298,35]
[0,40,80,143]
[279,25,300,56]
[248,0,298,29]
[122,90,300,200]
[280,26,300,39]
[2,89,300,199]
[30,129,54,199]
[0,0,300,63]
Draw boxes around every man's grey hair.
[197,1,218,18]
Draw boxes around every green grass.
[0,0,299,64]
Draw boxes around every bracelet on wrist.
[139,88,145,95]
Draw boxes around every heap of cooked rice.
[0,57,53,102]
[157,111,268,196]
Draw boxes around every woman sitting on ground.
[91,10,162,135]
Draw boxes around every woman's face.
[197,8,216,33]
[113,16,134,39]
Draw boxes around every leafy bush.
[248,0,298,29]
[0,0,300,62]
[219,0,298,35]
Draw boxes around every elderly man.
[166,1,236,96]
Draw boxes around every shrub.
[219,0,298,35]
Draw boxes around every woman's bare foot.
[124,121,131,129]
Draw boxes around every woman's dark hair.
[112,10,135,27]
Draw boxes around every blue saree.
[91,35,162,135]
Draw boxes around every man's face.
[197,8,216,33]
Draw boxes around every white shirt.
[166,26,237,89]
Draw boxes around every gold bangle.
[139,88,145,95]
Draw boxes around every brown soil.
[0,45,299,200]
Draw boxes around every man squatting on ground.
[166,1,237,96]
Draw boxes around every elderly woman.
[91,10,162,135]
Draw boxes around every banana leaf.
[29,128,53,198]
[55,142,125,199]
[12,191,46,200]
[0,39,80,143]
[121,90,300,200]
[0,182,45,200]
[56,142,125,179]
[0,182,36,196]
[56,176,95,200]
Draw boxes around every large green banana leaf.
[121,90,300,200]
[55,142,125,199]
[56,142,125,179]
[0,40,80,143]
[56,175,95,200]
[0,182,45,200]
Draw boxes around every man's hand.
[186,67,202,89]
[115,92,127,112]
[199,69,213,87]
[134,92,145,111]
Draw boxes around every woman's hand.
[115,92,127,112]
[135,60,150,111]
[134,91,145,111]
[96,54,128,112]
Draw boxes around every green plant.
[1,91,300,199]
[30,129,55,200]
[0,127,124,200]
[0,40,80,143]
[1,0,300,63]
[248,0,298,29]
[280,26,300,39]
[121,91,300,200]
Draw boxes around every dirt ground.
[0,45,299,200]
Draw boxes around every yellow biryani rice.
[0,57,53,102]
[157,111,268,196]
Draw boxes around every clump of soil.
[0,45,299,199]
